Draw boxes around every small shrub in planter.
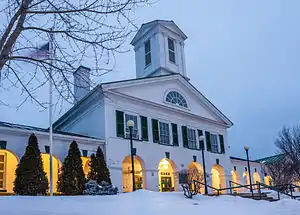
[83,180,118,195]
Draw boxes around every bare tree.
[275,126,300,180]
[179,168,204,198]
[263,155,294,188]
[0,0,152,108]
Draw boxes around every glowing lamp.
[127,120,135,128]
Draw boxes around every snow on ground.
[1,190,299,215]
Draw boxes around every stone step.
[233,193,267,197]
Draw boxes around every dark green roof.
[0,121,100,140]
[255,154,286,164]
[230,156,260,163]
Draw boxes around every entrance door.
[161,177,172,192]
[0,154,5,190]
[135,175,143,190]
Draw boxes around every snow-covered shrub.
[83,180,118,195]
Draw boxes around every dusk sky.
[1,0,300,160]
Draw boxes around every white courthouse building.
[0,20,270,194]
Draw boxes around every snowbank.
[1,190,299,215]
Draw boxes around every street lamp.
[244,146,253,197]
[127,120,136,192]
[199,135,208,195]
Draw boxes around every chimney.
[73,66,91,103]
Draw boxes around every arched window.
[166,91,188,108]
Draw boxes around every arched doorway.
[188,162,204,193]
[253,172,261,188]
[122,155,145,192]
[211,164,226,193]
[81,157,91,177]
[41,153,62,193]
[243,171,250,185]
[231,170,241,193]
[0,149,18,193]
[264,175,273,186]
[158,158,178,192]
[296,181,300,192]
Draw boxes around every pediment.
[102,75,232,127]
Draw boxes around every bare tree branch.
[0,0,153,108]
[274,125,300,181]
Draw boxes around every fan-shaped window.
[166,91,188,108]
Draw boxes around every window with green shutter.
[152,119,159,143]
[197,130,204,150]
[205,131,211,152]
[140,116,148,141]
[219,134,225,154]
[116,110,124,137]
[182,126,188,148]
[172,123,178,146]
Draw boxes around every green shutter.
[219,134,225,154]
[140,116,148,141]
[205,131,211,152]
[116,110,124,137]
[197,130,204,150]
[0,141,7,149]
[182,126,188,148]
[172,123,178,146]
[152,119,159,143]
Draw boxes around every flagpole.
[48,28,54,196]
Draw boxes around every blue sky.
[1,0,300,159]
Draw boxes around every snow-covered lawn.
[1,190,299,215]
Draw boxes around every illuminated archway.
[211,164,226,193]
[81,157,91,177]
[158,158,178,192]
[253,172,261,189]
[0,149,19,193]
[41,153,62,193]
[122,155,145,192]
[243,171,250,185]
[188,162,204,193]
[296,181,300,192]
[264,175,273,186]
[231,170,241,193]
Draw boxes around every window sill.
[208,151,225,155]
[184,146,201,151]
[144,63,151,69]
[158,142,178,147]
[169,60,177,66]
[119,136,146,142]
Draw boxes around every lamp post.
[244,146,253,196]
[127,120,136,192]
[199,135,208,195]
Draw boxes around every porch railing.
[191,180,300,201]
